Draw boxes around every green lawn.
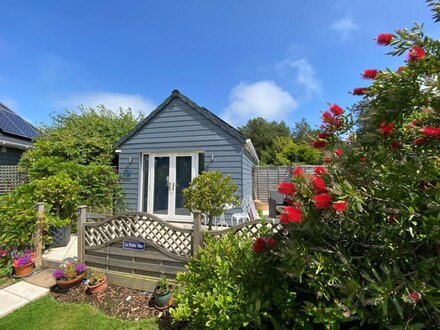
[0,295,163,330]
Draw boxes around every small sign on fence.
[122,240,145,251]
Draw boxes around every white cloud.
[56,92,156,116]
[331,17,359,41]
[277,58,322,98]
[221,81,298,127]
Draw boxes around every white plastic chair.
[231,196,252,226]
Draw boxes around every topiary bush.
[183,171,239,230]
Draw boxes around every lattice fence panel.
[208,220,283,240]
[0,166,26,195]
[84,214,192,258]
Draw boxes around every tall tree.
[291,118,318,143]
[238,117,291,163]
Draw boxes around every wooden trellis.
[76,207,280,291]
[0,165,26,195]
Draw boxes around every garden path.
[0,281,49,318]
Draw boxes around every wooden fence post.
[33,203,45,268]
[192,211,202,255]
[77,205,87,263]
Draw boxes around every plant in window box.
[52,263,86,289]
[12,251,34,277]
[154,274,173,307]
[86,271,107,294]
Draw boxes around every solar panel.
[3,111,38,138]
[0,106,38,139]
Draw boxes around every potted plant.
[86,271,107,294]
[48,218,72,248]
[154,274,173,307]
[52,263,86,289]
[12,251,34,277]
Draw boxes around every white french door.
[140,153,198,221]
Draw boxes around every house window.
[198,153,205,174]
[142,155,149,212]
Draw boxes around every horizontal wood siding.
[119,98,244,216]
[0,147,23,165]
[242,148,256,200]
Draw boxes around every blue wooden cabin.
[116,90,259,224]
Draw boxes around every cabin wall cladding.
[77,207,281,291]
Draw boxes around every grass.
[0,295,163,330]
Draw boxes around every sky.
[0,1,438,130]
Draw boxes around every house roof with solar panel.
[0,103,38,165]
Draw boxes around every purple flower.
[75,263,86,274]
[0,249,7,258]
[16,254,32,267]
[52,269,65,280]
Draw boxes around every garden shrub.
[183,171,239,230]
[0,185,59,276]
[255,6,440,328]
[171,232,280,329]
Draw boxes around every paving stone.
[3,281,49,301]
[0,290,28,318]
[24,269,56,289]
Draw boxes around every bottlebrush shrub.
[170,232,283,329]
[260,9,440,329]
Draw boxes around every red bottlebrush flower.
[353,87,367,96]
[322,111,334,123]
[292,167,305,177]
[277,182,296,195]
[313,139,327,149]
[362,69,379,79]
[376,33,393,45]
[397,66,406,72]
[264,238,277,249]
[420,126,440,137]
[312,194,332,209]
[318,132,331,139]
[323,157,331,163]
[253,237,266,253]
[332,201,348,212]
[413,138,426,145]
[409,291,422,304]
[359,156,366,162]
[334,149,343,157]
[311,175,327,193]
[390,140,401,149]
[314,166,327,175]
[378,121,394,136]
[330,104,344,116]
[408,46,425,61]
[282,206,304,224]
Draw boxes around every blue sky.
[0,1,437,130]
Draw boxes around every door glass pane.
[142,155,149,212]
[175,156,192,216]
[153,157,169,214]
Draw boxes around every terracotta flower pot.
[56,272,85,289]
[13,262,34,277]
[87,278,108,295]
